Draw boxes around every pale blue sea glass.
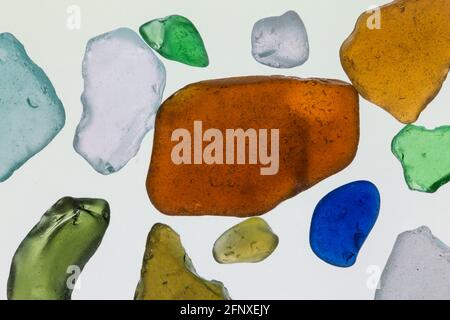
[0,33,65,182]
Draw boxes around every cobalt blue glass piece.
[310,180,380,267]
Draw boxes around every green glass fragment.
[7,197,110,300]
[213,217,279,264]
[392,125,450,193]
[139,15,209,67]
[135,223,230,300]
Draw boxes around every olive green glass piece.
[139,15,209,67]
[135,223,230,300]
[392,125,450,193]
[213,217,279,264]
[7,197,110,300]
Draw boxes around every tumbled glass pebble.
[213,217,279,264]
[139,15,209,67]
[74,28,166,175]
[135,223,230,300]
[8,197,110,300]
[392,125,450,193]
[0,33,65,182]
[310,181,380,267]
[340,0,450,123]
[251,10,309,68]
[147,76,360,217]
[376,226,450,300]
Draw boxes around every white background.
[0,0,448,300]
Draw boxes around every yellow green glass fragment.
[213,217,279,264]
[7,197,110,300]
[135,223,230,300]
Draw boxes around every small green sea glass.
[213,217,279,264]
[139,15,209,67]
[7,197,110,300]
[392,125,450,193]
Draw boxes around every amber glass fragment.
[340,0,450,123]
[147,76,359,217]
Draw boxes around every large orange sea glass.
[340,0,450,124]
[147,76,359,217]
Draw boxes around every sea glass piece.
[310,181,380,267]
[375,226,450,300]
[147,76,360,217]
[0,33,65,182]
[7,197,110,300]
[392,125,450,193]
[139,15,209,67]
[213,217,279,264]
[135,223,230,300]
[340,0,450,123]
[74,28,166,175]
[251,10,309,68]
